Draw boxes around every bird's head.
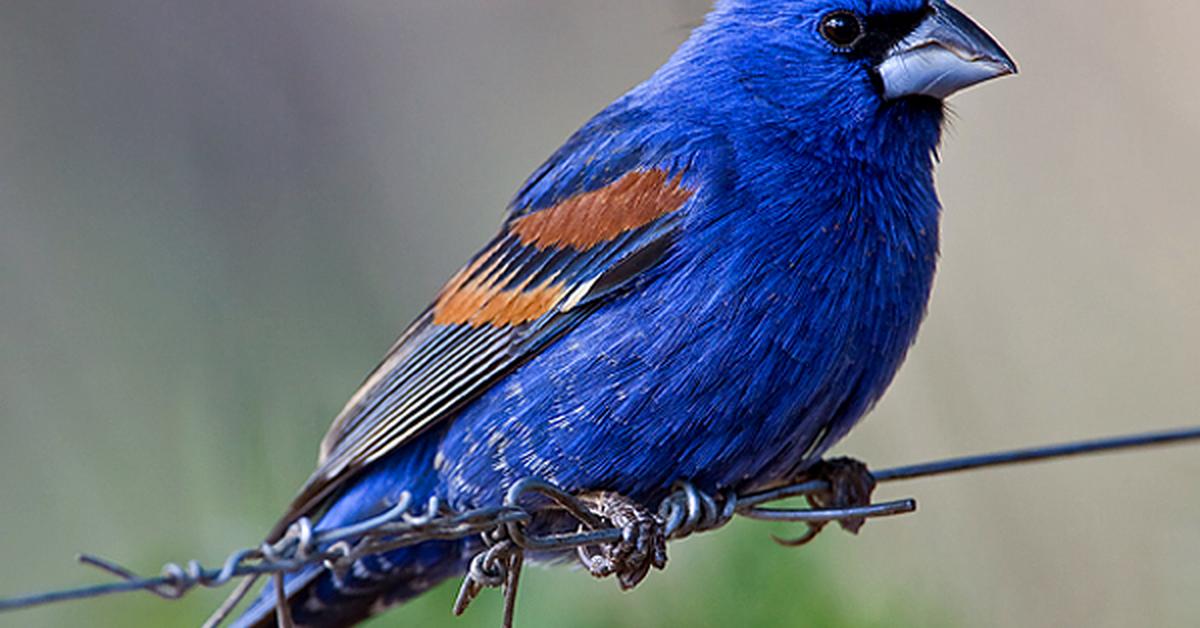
[663,0,1016,147]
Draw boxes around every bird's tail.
[229,434,471,627]
[230,538,470,628]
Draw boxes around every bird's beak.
[877,0,1017,101]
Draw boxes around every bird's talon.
[803,457,877,534]
[575,491,667,590]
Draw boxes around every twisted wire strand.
[0,426,1196,626]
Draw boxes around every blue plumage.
[233,1,1014,625]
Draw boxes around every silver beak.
[877,0,1017,101]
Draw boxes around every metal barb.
[203,576,257,628]
[501,550,523,628]
[272,573,293,628]
[0,425,1196,626]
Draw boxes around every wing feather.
[276,167,696,529]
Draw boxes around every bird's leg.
[804,457,877,534]
[574,491,668,590]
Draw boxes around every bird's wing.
[276,166,697,528]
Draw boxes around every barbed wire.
[1,426,1198,628]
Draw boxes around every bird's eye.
[819,11,865,49]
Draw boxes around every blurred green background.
[2,1,1198,626]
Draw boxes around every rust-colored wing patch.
[434,168,693,328]
[510,169,693,250]
[433,245,567,327]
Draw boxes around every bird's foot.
[804,457,877,534]
[574,491,668,590]
[773,457,877,547]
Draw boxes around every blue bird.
[231,1,1014,625]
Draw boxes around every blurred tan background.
[1,1,1197,626]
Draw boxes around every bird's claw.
[575,491,667,590]
[804,457,877,534]
[772,457,877,547]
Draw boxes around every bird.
[228,1,1015,625]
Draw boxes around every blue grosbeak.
[233,1,1015,625]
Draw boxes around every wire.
[0,425,1197,628]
